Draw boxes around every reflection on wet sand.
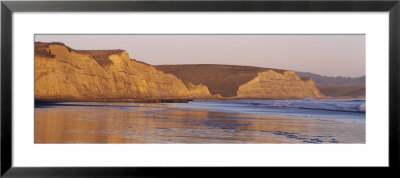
[35,102,365,143]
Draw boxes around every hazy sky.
[35,35,365,77]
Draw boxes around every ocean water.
[169,98,366,124]
[34,99,365,144]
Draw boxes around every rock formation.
[35,43,324,101]
[35,42,212,101]
[236,70,324,99]
[155,64,269,97]
[156,64,324,99]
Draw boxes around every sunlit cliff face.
[34,42,323,101]
[236,70,324,99]
[34,42,212,101]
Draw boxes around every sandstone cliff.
[236,70,324,99]
[156,64,324,99]
[35,42,212,101]
[35,43,324,101]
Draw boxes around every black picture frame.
[1,0,399,177]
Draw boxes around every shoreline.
[34,98,195,104]
[35,100,365,143]
[35,96,365,106]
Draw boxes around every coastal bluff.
[35,42,212,101]
[236,70,324,99]
[156,64,324,99]
[35,43,323,101]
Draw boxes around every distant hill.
[155,64,323,98]
[156,64,365,98]
[316,85,365,98]
[155,64,287,97]
[295,72,365,98]
[295,72,365,86]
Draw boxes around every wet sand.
[34,102,365,144]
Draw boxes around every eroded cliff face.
[236,70,324,99]
[35,43,323,101]
[155,65,324,99]
[35,42,212,101]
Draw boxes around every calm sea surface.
[35,99,365,144]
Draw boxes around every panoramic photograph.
[34,34,365,144]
